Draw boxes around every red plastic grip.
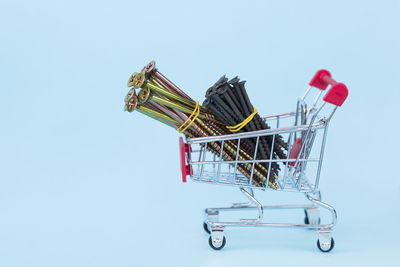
[309,70,332,90]
[323,83,348,107]
[310,69,349,106]
[179,137,191,182]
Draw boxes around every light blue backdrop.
[1,0,399,266]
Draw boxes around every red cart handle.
[310,69,348,107]
[179,137,191,182]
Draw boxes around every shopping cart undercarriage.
[179,70,348,252]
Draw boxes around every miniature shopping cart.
[179,70,348,252]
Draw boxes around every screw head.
[125,94,138,112]
[144,60,156,74]
[133,72,145,88]
[124,88,136,104]
[137,87,151,103]
[127,72,138,87]
[216,84,228,95]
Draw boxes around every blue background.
[1,0,399,266]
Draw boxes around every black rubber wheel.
[203,222,211,234]
[208,236,226,250]
[317,238,335,252]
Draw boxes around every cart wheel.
[203,222,211,234]
[317,238,334,252]
[208,236,226,250]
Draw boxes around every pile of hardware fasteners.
[124,61,287,189]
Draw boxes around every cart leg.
[231,188,254,208]
[238,187,263,223]
[204,209,219,234]
[304,207,320,225]
[317,229,334,252]
[209,227,226,250]
[305,192,337,228]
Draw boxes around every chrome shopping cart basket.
[179,70,348,252]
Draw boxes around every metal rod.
[189,158,319,165]
[187,122,326,144]
[249,136,260,186]
[315,124,329,189]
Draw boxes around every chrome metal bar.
[207,204,315,211]
[205,191,336,229]
[292,103,326,170]
[213,153,216,179]
[210,222,324,229]
[187,122,326,144]
[249,136,260,185]
[262,111,296,120]
[233,138,240,179]
[192,178,313,192]
[315,124,329,189]
[267,134,275,187]
[219,140,225,159]
[283,131,294,189]
[190,158,320,165]
[301,86,312,100]
[200,142,207,177]
[239,187,263,223]
[231,188,254,208]
[217,140,224,177]
[301,130,317,177]
[197,144,203,175]
[306,193,337,228]
[311,90,323,109]
[294,101,301,140]
[327,106,338,122]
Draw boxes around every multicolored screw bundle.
[124,61,280,189]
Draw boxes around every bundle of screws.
[124,61,281,189]
[203,76,288,181]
